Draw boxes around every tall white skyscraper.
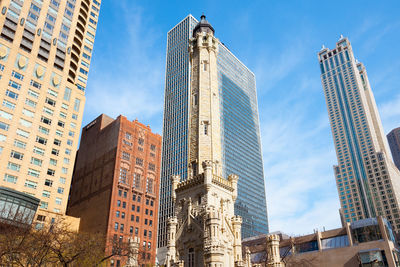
[318,37,400,231]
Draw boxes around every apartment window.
[45,97,56,106]
[42,190,51,198]
[138,138,144,146]
[63,87,71,101]
[150,144,156,151]
[0,122,10,131]
[114,223,118,231]
[65,148,71,155]
[25,98,37,108]
[117,200,121,207]
[7,162,20,171]
[47,169,55,176]
[122,202,126,209]
[4,174,17,183]
[9,80,21,90]
[41,116,52,125]
[40,202,48,209]
[59,177,66,184]
[120,224,124,232]
[57,187,64,194]
[131,215,134,221]
[59,112,67,119]
[54,139,61,146]
[33,146,45,156]
[135,227,138,235]
[28,168,40,178]
[122,152,130,160]
[148,163,155,171]
[36,136,47,145]
[47,89,58,97]
[146,178,153,194]
[130,226,133,234]
[25,180,38,189]
[73,98,80,112]
[119,168,128,184]
[22,109,35,118]
[3,100,15,110]
[55,197,62,205]
[136,158,143,166]
[30,80,41,89]
[51,149,59,156]
[58,121,65,128]
[6,90,18,99]
[134,173,141,188]
[56,130,63,137]
[116,211,120,218]
[39,126,49,135]
[44,179,53,187]
[121,212,125,219]
[28,89,39,99]
[11,71,24,81]
[11,150,24,160]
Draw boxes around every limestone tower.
[165,15,245,267]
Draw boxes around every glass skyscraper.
[318,37,400,231]
[158,14,268,256]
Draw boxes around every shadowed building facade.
[158,14,268,260]
[67,114,161,267]
[0,0,101,226]
[387,127,400,171]
[318,37,400,231]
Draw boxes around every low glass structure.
[0,186,40,226]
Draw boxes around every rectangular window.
[9,80,21,90]
[33,146,45,156]
[0,122,10,131]
[7,162,21,171]
[44,179,53,187]
[11,71,24,81]
[6,90,19,100]
[42,190,51,198]
[14,140,26,149]
[25,98,37,108]
[31,157,42,166]
[45,97,56,106]
[19,119,32,128]
[39,126,49,135]
[4,174,17,183]
[59,177,66,184]
[28,89,39,99]
[36,136,47,145]
[48,89,58,97]
[49,159,57,166]
[28,168,40,178]
[57,187,64,194]
[55,197,62,205]
[11,150,24,160]
[63,87,71,101]
[3,100,16,110]
[74,98,81,112]
[41,116,52,125]
[136,158,143,166]
[43,107,54,115]
[122,152,130,160]
[25,180,38,189]
[30,80,42,89]
[22,109,35,118]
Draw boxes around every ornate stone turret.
[165,15,243,267]
[124,236,139,267]
[266,234,285,267]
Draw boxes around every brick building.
[67,114,161,267]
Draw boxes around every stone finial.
[266,234,284,267]
[228,174,239,201]
[170,175,180,201]
[203,160,213,186]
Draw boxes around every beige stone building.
[0,0,101,227]
[164,15,248,267]
[243,217,400,266]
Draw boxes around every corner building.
[158,14,268,258]
[0,0,101,225]
[318,37,400,231]
[67,114,162,267]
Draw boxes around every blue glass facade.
[158,15,269,249]
[218,44,269,237]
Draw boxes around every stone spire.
[188,14,221,177]
[124,236,140,267]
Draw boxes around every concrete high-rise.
[318,37,400,231]
[0,0,101,225]
[158,14,268,258]
[387,127,400,171]
[67,114,162,267]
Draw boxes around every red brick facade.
[67,114,161,267]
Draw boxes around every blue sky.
[83,1,400,235]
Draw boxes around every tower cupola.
[192,14,215,37]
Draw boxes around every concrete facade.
[0,0,101,226]
[67,114,162,267]
[243,217,400,267]
[388,127,400,171]
[318,37,400,231]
